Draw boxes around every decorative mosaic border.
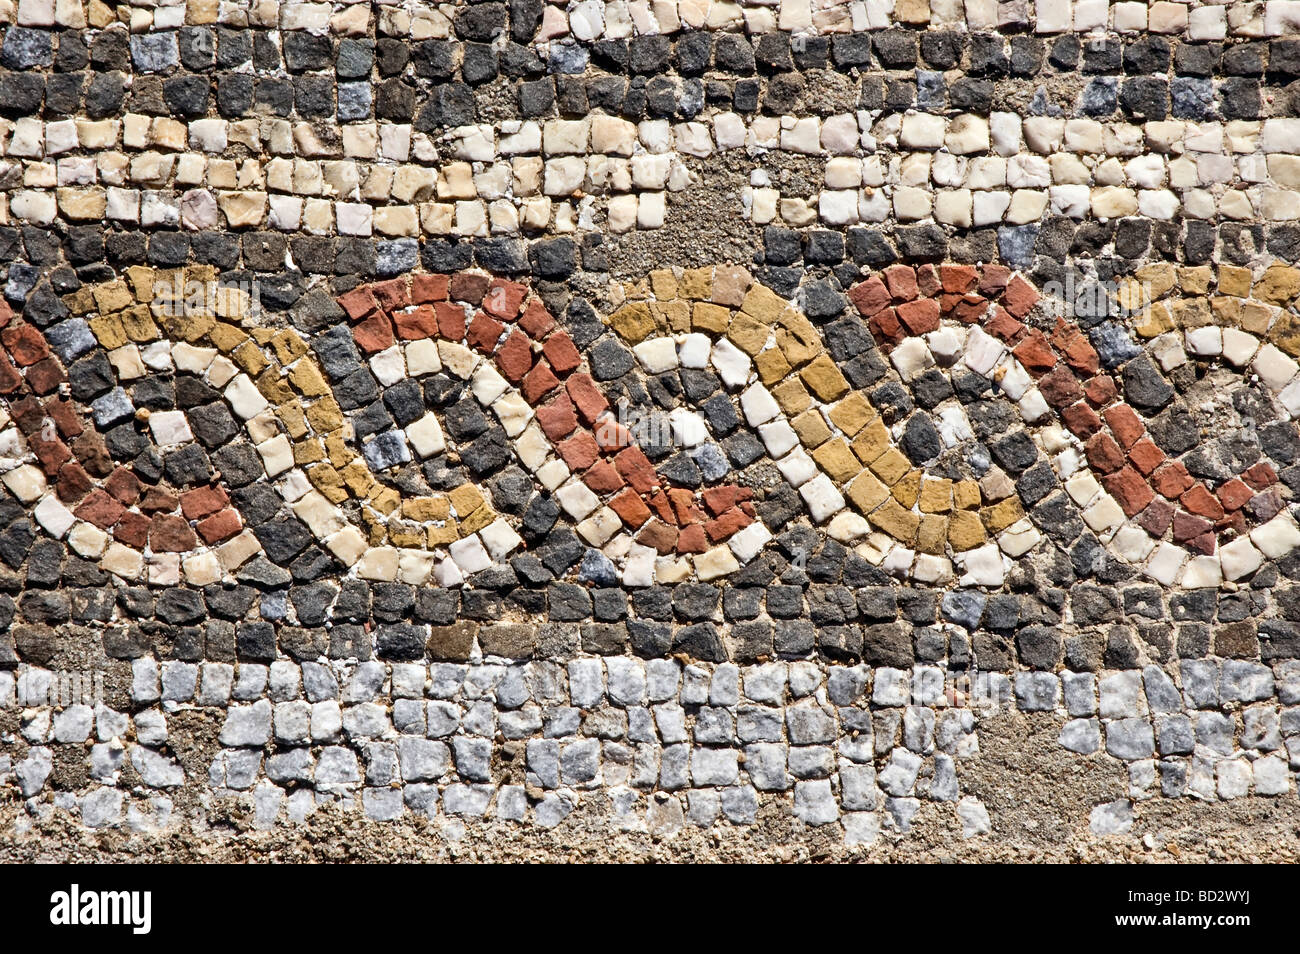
[3,0,1300,849]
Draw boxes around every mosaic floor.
[2,0,1300,854]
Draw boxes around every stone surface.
[0,5,1297,865]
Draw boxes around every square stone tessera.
[2,0,1300,862]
